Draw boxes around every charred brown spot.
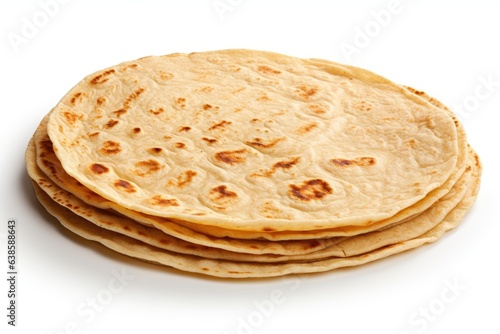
[149,107,164,115]
[175,97,186,108]
[123,226,132,231]
[63,111,83,125]
[208,185,238,206]
[114,179,136,193]
[90,163,110,175]
[209,120,232,131]
[305,240,321,249]
[112,88,145,117]
[296,122,318,134]
[41,159,57,176]
[133,159,163,177]
[296,85,318,100]
[175,142,186,149]
[215,149,247,165]
[148,195,179,207]
[148,147,163,154]
[99,141,121,155]
[90,69,115,85]
[96,97,106,105]
[289,179,333,201]
[251,157,300,178]
[112,108,127,117]
[178,126,191,132]
[132,127,141,134]
[330,157,376,167]
[104,119,119,129]
[39,139,53,153]
[245,137,285,149]
[257,65,281,74]
[70,92,83,105]
[167,170,197,188]
[273,157,300,169]
[202,137,217,144]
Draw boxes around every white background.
[1,1,499,333]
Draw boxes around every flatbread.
[46,49,460,231]
[26,132,476,262]
[28,148,481,278]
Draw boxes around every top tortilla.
[47,49,459,231]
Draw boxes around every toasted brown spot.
[273,157,300,169]
[148,147,163,154]
[175,142,186,149]
[149,107,164,115]
[70,92,83,105]
[137,231,147,237]
[96,97,106,105]
[166,170,197,188]
[90,69,115,85]
[198,86,214,93]
[209,120,232,131]
[309,104,326,115]
[99,141,121,155]
[133,159,163,177]
[203,104,213,110]
[251,157,300,178]
[123,226,132,231]
[90,163,110,175]
[148,195,179,207]
[41,159,57,176]
[262,227,276,232]
[202,137,217,144]
[215,149,247,165]
[296,122,318,134]
[356,101,372,112]
[104,119,119,129]
[175,97,186,108]
[245,137,284,148]
[88,132,100,138]
[208,185,238,206]
[114,179,136,193]
[39,139,53,153]
[112,108,127,117]
[289,179,333,201]
[159,71,174,80]
[296,85,318,100]
[330,157,376,167]
[63,111,83,125]
[178,126,191,132]
[132,127,141,134]
[112,88,145,117]
[257,65,281,74]
[304,240,321,250]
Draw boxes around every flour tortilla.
[38,87,467,240]
[29,149,481,278]
[46,49,460,231]
[27,132,476,262]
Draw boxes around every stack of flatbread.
[26,49,481,278]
